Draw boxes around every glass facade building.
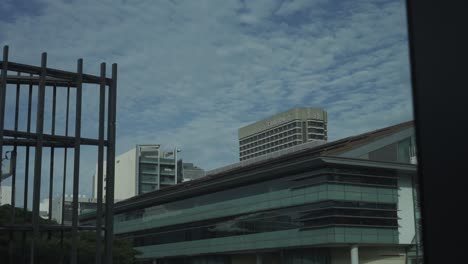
[82,121,420,264]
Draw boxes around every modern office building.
[93,144,205,200]
[239,107,328,161]
[82,121,422,264]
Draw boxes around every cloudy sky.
[1,0,414,203]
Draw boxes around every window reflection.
[123,200,398,247]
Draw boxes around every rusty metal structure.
[0,45,117,264]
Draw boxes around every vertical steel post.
[9,70,21,264]
[12,72,20,219]
[95,62,106,264]
[60,84,70,264]
[105,63,117,264]
[23,73,33,264]
[62,85,71,223]
[174,148,178,184]
[0,45,11,264]
[8,149,17,264]
[0,46,8,199]
[31,52,47,264]
[157,147,160,189]
[48,84,56,220]
[411,172,421,262]
[24,74,33,214]
[47,84,56,240]
[70,59,83,264]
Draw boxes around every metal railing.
[0,45,117,264]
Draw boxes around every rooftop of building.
[238,107,328,139]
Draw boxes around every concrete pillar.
[256,254,263,264]
[351,245,359,264]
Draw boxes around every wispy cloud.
[1,0,413,202]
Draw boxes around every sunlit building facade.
[239,107,328,161]
[93,144,205,200]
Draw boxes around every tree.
[0,204,141,263]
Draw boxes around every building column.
[351,245,359,264]
[256,253,263,264]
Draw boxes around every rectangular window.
[309,128,324,133]
[308,121,324,127]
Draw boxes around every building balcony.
[140,158,175,165]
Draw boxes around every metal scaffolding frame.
[0,45,117,264]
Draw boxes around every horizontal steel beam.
[4,75,77,87]
[2,138,107,147]
[3,129,106,146]
[3,131,107,147]
[0,224,105,232]
[0,61,112,85]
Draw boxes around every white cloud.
[1,0,413,202]
[275,0,326,17]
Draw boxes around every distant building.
[182,163,206,181]
[1,156,13,206]
[0,185,11,206]
[39,198,50,219]
[93,144,205,200]
[51,195,100,225]
[239,107,328,161]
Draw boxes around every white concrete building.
[93,145,204,201]
[239,107,328,161]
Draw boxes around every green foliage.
[0,205,141,263]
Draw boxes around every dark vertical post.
[70,59,83,264]
[0,45,10,264]
[105,63,117,264]
[9,71,21,264]
[47,83,56,239]
[95,63,106,264]
[31,52,47,264]
[60,84,70,264]
[0,46,8,199]
[24,74,33,214]
[411,173,420,262]
[12,72,20,220]
[23,73,33,264]
[8,150,17,264]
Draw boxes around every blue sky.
[0,0,413,203]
